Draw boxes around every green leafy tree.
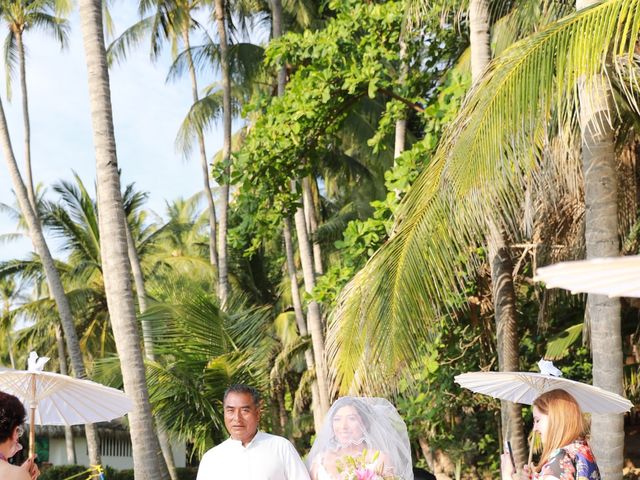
[328,1,640,477]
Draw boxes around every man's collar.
[227,430,263,448]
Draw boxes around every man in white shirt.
[196,384,310,480]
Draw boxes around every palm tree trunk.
[469,0,491,84]
[575,1,623,472]
[470,0,526,466]
[214,0,231,307]
[55,325,77,464]
[394,27,408,162]
[77,2,170,478]
[270,0,324,428]
[0,70,102,467]
[4,303,16,369]
[124,220,178,480]
[283,217,323,431]
[15,31,35,211]
[487,223,526,467]
[182,29,219,272]
[293,203,330,416]
[302,177,323,275]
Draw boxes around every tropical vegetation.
[0,0,639,479]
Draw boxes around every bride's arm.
[309,455,321,480]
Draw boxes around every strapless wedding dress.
[316,462,334,480]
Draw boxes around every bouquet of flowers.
[336,449,402,480]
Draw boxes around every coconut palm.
[77,1,169,477]
[0,0,71,210]
[0,41,102,468]
[142,277,275,455]
[108,0,222,275]
[328,1,640,478]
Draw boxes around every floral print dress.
[536,439,600,480]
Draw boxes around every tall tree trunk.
[487,223,527,467]
[271,0,324,429]
[0,70,102,467]
[55,325,77,464]
[182,29,219,272]
[77,2,170,478]
[4,303,16,369]
[15,31,35,211]
[394,27,408,163]
[214,0,231,307]
[124,221,178,480]
[577,1,623,474]
[469,0,491,84]
[469,0,526,466]
[293,203,330,416]
[302,177,323,275]
[283,217,323,431]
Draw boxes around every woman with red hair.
[501,389,600,480]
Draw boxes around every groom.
[196,384,310,480]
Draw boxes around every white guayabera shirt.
[196,431,311,480]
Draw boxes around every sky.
[0,3,221,262]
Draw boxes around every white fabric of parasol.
[0,369,132,425]
[534,255,640,298]
[454,370,633,414]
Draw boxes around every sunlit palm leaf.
[545,323,583,360]
[329,0,640,393]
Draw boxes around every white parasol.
[534,255,640,298]
[454,360,633,414]
[0,352,132,457]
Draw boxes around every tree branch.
[379,87,424,113]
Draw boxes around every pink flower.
[354,467,376,480]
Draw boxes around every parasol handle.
[29,374,36,458]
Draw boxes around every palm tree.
[467,0,527,464]
[77,1,169,478]
[213,0,232,306]
[107,0,220,274]
[142,278,273,455]
[328,1,639,478]
[575,1,623,477]
[0,0,71,210]
[0,51,102,469]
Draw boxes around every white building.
[39,422,186,470]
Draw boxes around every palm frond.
[175,92,224,157]
[27,12,69,48]
[166,41,220,82]
[3,31,16,100]
[545,323,583,360]
[328,0,640,394]
[106,15,155,66]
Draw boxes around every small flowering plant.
[336,449,401,480]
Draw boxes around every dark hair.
[330,397,373,431]
[0,391,25,443]
[223,384,261,407]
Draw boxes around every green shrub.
[39,465,91,480]
[38,465,196,480]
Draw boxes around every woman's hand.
[500,455,534,480]
[500,452,517,480]
[20,456,39,480]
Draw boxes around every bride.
[307,397,413,480]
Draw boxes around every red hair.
[533,389,587,471]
